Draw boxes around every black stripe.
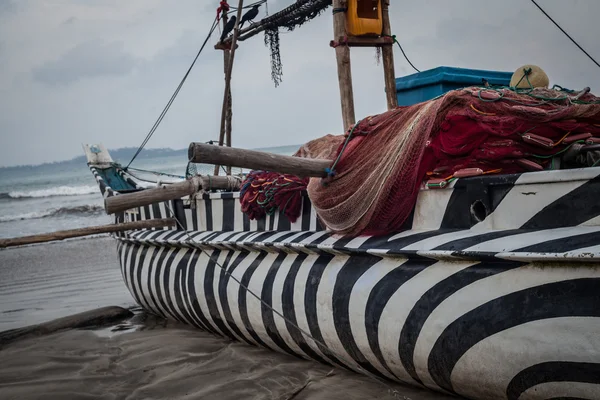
[161,249,186,323]
[237,231,259,242]
[143,204,152,222]
[137,229,156,240]
[128,244,144,303]
[268,213,276,231]
[276,231,303,242]
[186,250,219,335]
[315,215,324,231]
[191,202,198,230]
[237,251,273,349]
[301,195,311,231]
[246,231,298,245]
[174,199,187,230]
[440,174,521,229]
[261,252,303,358]
[281,254,331,365]
[288,231,318,244]
[152,247,175,320]
[333,254,388,378]
[309,232,331,245]
[257,216,266,231]
[506,361,600,400]
[433,229,537,251]
[220,192,234,199]
[252,231,283,243]
[218,231,245,243]
[243,209,250,231]
[304,254,348,369]
[428,278,600,393]
[365,258,434,379]
[360,230,455,251]
[134,243,151,308]
[161,230,182,241]
[152,202,162,220]
[145,245,167,319]
[203,231,225,242]
[277,211,292,231]
[399,260,524,384]
[176,249,208,330]
[205,198,213,231]
[172,248,199,326]
[222,198,235,231]
[203,250,236,338]
[117,241,127,285]
[521,173,600,229]
[124,241,138,291]
[217,251,255,345]
[513,230,600,253]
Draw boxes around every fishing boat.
[84,1,600,399]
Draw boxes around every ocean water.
[0,145,299,239]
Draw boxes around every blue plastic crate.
[395,66,513,106]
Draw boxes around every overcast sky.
[0,0,598,166]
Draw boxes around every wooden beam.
[332,0,355,131]
[214,42,239,50]
[381,0,398,110]
[0,219,177,248]
[330,36,394,48]
[188,142,333,178]
[104,175,241,215]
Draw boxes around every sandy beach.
[0,237,455,400]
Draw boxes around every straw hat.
[510,64,550,89]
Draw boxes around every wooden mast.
[381,0,397,110]
[214,8,232,176]
[215,0,244,176]
[332,0,356,131]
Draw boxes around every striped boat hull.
[85,148,600,399]
[116,233,600,400]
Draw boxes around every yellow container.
[346,0,383,37]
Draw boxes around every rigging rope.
[125,16,221,170]
[530,0,600,70]
[383,34,420,73]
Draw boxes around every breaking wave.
[0,185,98,200]
[0,205,105,223]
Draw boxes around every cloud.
[0,0,16,14]
[32,40,138,85]
[1,0,600,166]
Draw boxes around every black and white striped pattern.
[116,236,600,400]
[87,158,600,399]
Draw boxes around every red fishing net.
[303,86,600,236]
[239,171,308,223]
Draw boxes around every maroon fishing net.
[306,87,600,236]
[240,86,600,236]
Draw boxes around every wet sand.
[0,237,455,399]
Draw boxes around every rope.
[382,34,420,73]
[159,202,404,397]
[125,16,221,170]
[530,0,600,70]
[229,0,267,11]
[323,119,362,182]
[124,165,185,179]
